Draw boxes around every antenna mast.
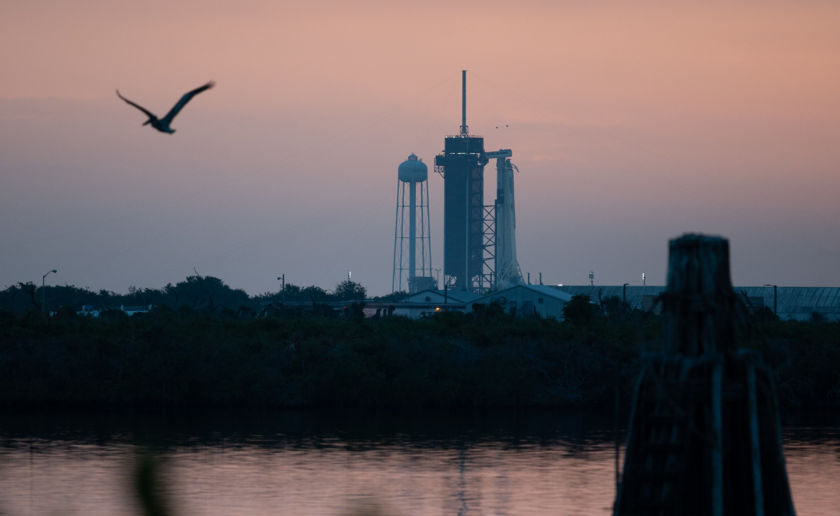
[460,70,468,136]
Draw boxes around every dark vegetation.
[0,303,651,409]
[0,278,838,410]
[0,275,369,316]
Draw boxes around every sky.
[2,0,839,296]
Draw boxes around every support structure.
[435,70,487,292]
[480,204,495,292]
[614,234,795,516]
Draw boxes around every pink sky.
[2,1,839,295]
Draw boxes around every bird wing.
[161,81,215,124]
[116,90,157,119]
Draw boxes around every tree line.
[0,275,374,315]
[0,287,837,409]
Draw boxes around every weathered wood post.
[614,234,795,516]
[662,235,735,356]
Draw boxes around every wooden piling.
[614,234,795,516]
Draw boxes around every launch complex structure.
[392,71,523,295]
[434,70,523,293]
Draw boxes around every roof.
[403,289,481,304]
[558,285,840,315]
[474,284,574,304]
[560,285,665,309]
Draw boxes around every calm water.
[0,410,838,515]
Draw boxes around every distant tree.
[252,284,308,304]
[163,282,178,305]
[374,291,409,302]
[20,282,40,312]
[281,284,302,300]
[334,280,366,301]
[46,285,107,310]
[563,294,599,325]
[342,302,365,321]
[302,285,329,302]
[600,295,629,319]
[0,282,41,313]
[162,275,250,309]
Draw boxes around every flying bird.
[116,81,215,134]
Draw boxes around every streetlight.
[763,284,778,317]
[41,269,57,313]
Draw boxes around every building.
[371,289,480,319]
[471,284,573,319]
[559,285,840,321]
[560,285,665,314]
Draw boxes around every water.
[0,410,838,515]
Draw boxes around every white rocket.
[487,150,523,288]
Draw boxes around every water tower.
[392,154,435,293]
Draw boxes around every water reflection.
[0,410,837,515]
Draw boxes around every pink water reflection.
[0,426,837,515]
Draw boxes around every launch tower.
[435,71,489,292]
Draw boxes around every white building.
[373,289,480,319]
[471,284,573,320]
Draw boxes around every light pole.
[763,284,778,317]
[277,274,285,301]
[41,269,57,313]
